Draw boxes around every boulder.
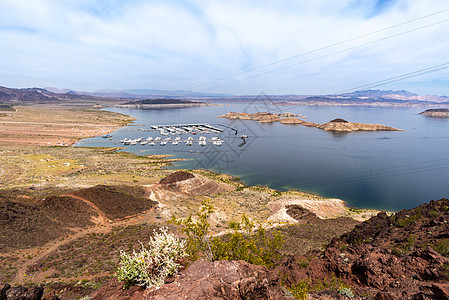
[91,259,287,299]
[147,259,286,299]
[5,285,43,300]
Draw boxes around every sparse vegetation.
[115,227,187,289]
[171,200,284,268]
[433,238,449,257]
[287,280,310,299]
[392,234,416,257]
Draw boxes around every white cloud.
[0,0,448,95]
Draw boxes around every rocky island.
[420,108,449,118]
[219,112,402,132]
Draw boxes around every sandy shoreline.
[0,106,132,146]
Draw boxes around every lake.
[75,103,449,211]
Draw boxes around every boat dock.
[149,123,223,135]
[119,123,226,147]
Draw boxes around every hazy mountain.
[86,89,232,99]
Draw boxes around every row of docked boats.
[149,124,223,136]
[119,136,223,146]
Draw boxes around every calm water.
[75,104,449,211]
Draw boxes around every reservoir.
[76,103,449,211]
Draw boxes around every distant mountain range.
[1,85,448,106]
[45,87,232,99]
[0,86,116,105]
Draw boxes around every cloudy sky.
[1,0,449,95]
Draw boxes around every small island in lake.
[219,112,402,132]
[419,108,449,118]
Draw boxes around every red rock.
[432,283,449,300]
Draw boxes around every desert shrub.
[338,286,354,298]
[287,280,310,300]
[170,200,214,261]
[115,227,187,289]
[392,235,416,257]
[433,238,449,257]
[171,200,284,268]
[211,215,284,268]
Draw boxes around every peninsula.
[218,112,402,132]
[115,98,210,109]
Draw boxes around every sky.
[1,0,449,96]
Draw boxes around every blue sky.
[1,0,448,95]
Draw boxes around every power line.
[335,62,449,94]
[187,7,449,91]
[199,17,449,92]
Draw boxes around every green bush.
[171,200,284,268]
[212,215,284,268]
[115,227,187,289]
[170,200,214,261]
[287,280,310,300]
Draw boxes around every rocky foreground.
[1,170,448,299]
[86,198,449,299]
[1,198,442,299]
[219,112,401,132]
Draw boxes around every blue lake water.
[75,104,449,211]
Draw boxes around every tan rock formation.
[218,112,401,132]
[279,117,303,124]
[319,119,401,132]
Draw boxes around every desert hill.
[420,108,449,118]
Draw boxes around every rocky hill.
[276,198,449,299]
[420,108,449,118]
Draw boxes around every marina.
[119,123,226,147]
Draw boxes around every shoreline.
[88,107,387,217]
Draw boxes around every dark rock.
[159,171,194,185]
[41,290,59,300]
[329,118,348,123]
[432,283,449,299]
[90,278,145,300]
[6,285,43,300]
[1,283,11,300]
[375,291,395,300]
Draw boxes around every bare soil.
[72,185,156,220]
[0,106,133,146]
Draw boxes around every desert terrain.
[0,104,382,299]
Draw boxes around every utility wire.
[187,7,449,91]
[335,62,449,94]
[199,17,449,92]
